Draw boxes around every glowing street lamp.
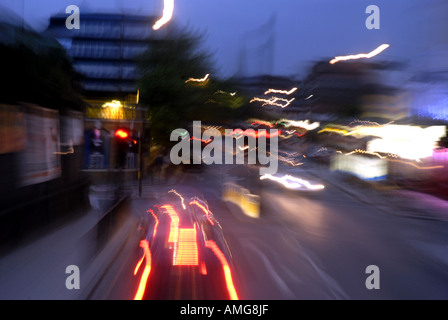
[153,0,174,30]
[329,44,390,64]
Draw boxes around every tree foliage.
[137,29,251,147]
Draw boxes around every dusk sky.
[1,0,446,78]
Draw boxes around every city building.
[44,13,166,180]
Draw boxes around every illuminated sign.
[86,102,136,120]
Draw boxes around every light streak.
[318,127,350,135]
[185,73,209,83]
[260,174,325,190]
[200,261,207,275]
[349,119,389,127]
[54,146,74,155]
[147,209,159,239]
[215,90,236,96]
[161,204,179,243]
[250,120,274,128]
[278,130,306,139]
[173,227,199,266]
[205,240,239,300]
[153,0,174,30]
[345,149,387,159]
[387,159,444,170]
[229,129,279,139]
[329,44,390,64]
[189,200,214,225]
[133,240,152,300]
[343,149,444,170]
[250,97,295,108]
[264,87,297,95]
[276,119,320,130]
[168,189,186,210]
[277,155,303,166]
[190,136,212,144]
[134,252,145,276]
[305,94,313,100]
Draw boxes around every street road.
[93,163,448,300]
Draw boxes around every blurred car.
[133,194,239,300]
[259,172,325,193]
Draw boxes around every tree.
[137,29,249,148]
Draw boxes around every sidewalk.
[0,190,141,300]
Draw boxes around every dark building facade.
[44,13,163,100]
[44,13,164,175]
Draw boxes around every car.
[133,193,240,300]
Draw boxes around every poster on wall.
[0,104,26,154]
[18,103,61,187]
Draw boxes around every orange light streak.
[264,87,297,95]
[189,200,214,225]
[133,240,152,300]
[250,97,295,108]
[344,149,444,170]
[147,209,159,239]
[185,73,209,83]
[173,227,199,266]
[134,253,145,276]
[330,44,390,64]
[205,240,239,300]
[161,205,179,243]
[190,136,212,144]
[250,120,274,128]
[153,0,174,30]
[387,159,444,170]
[200,261,207,275]
[229,129,279,139]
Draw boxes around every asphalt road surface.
[90,163,448,300]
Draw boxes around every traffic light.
[115,128,130,168]
[115,129,129,139]
[114,128,139,169]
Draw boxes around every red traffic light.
[115,129,129,139]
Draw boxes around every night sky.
[1,0,445,78]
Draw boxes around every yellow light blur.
[185,73,210,83]
[215,90,236,96]
[153,0,174,30]
[102,100,122,108]
[329,44,390,64]
[264,87,298,95]
[250,97,295,108]
[318,127,350,135]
